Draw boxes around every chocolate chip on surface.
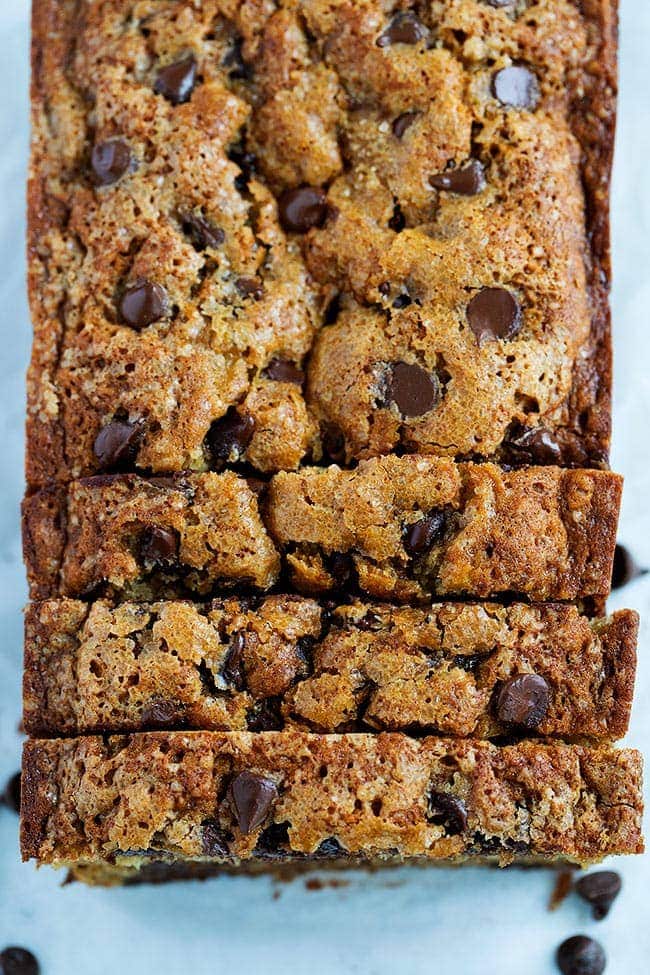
[466,287,522,344]
[403,510,447,556]
[427,791,468,835]
[0,948,40,975]
[140,526,179,565]
[493,673,550,730]
[141,698,185,728]
[377,11,429,47]
[493,65,540,109]
[263,358,305,384]
[430,159,486,195]
[2,772,21,814]
[611,544,648,589]
[154,54,197,104]
[93,418,144,471]
[386,361,440,417]
[505,424,563,465]
[119,280,167,328]
[575,871,622,920]
[278,186,328,233]
[230,771,278,834]
[91,139,131,186]
[556,936,606,975]
[392,111,419,138]
[235,276,264,300]
[205,409,255,465]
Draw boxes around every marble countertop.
[1,3,648,972]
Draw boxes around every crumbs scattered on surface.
[548,868,576,911]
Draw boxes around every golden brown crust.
[21,733,643,871]
[24,597,637,740]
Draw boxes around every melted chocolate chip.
[403,510,447,556]
[235,276,264,300]
[492,66,540,110]
[230,771,278,834]
[392,111,419,138]
[388,203,406,232]
[493,673,550,730]
[254,821,291,858]
[575,871,622,920]
[0,948,40,975]
[181,212,225,250]
[91,139,132,186]
[93,418,144,471]
[140,526,179,566]
[466,287,522,344]
[505,424,563,465]
[430,159,486,196]
[2,771,21,814]
[427,791,467,835]
[611,544,648,589]
[246,698,283,731]
[327,552,357,591]
[556,936,606,975]
[141,698,185,728]
[222,632,247,691]
[322,425,346,463]
[154,54,198,105]
[278,186,328,233]
[205,409,255,465]
[201,820,231,857]
[120,280,167,328]
[377,11,429,47]
[386,361,440,417]
[263,358,304,384]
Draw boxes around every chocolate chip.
[430,159,486,196]
[230,771,278,834]
[93,418,144,471]
[222,632,247,691]
[493,65,540,110]
[278,186,328,233]
[119,280,167,328]
[228,147,257,186]
[246,698,283,731]
[255,821,291,858]
[427,791,467,835]
[2,772,20,814]
[235,276,264,300]
[322,425,346,463]
[611,544,648,589]
[140,526,179,565]
[392,111,419,139]
[154,54,197,105]
[466,287,522,344]
[377,11,429,47]
[205,408,255,465]
[315,837,346,857]
[327,552,357,591]
[223,38,251,81]
[0,948,40,975]
[388,203,406,232]
[262,357,304,384]
[201,819,231,857]
[181,212,225,250]
[392,293,412,309]
[556,936,606,975]
[575,871,622,920]
[141,698,185,728]
[493,673,550,730]
[403,510,447,556]
[386,361,440,417]
[505,424,563,465]
[91,139,131,186]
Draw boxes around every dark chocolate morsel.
[505,424,563,465]
[201,820,231,857]
[492,65,540,110]
[2,771,21,814]
[120,279,167,328]
[556,936,606,975]
[254,821,292,858]
[403,510,447,556]
[427,791,468,835]
[222,632,247,691]
[140,526,179,565]
[181,212,225,250]
[430,159,486,196]
[611,544,648,589]
[263,358,305,384]
[377,11,429,47]
[141,699,185,728]
[278,186,328,233]
[575,871,622,920]
[392,111,419,138]
[386,361,440,417]
[327,552,357,591]
[0,948,40,975]
[93,418,144,471]
[235,276,264,300]
[230,771,278,834]
[205,409,255,465]
[91,139,132,186]
[493,673,550,730]
[466,287,522,344]
[154,54,198,105]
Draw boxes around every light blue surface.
[1,3,648,972]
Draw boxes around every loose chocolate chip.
[91,139,132,186]
[140,526,179,565]
[93,418,144,471]
[235,276,264,300]
[493,65,540,110]
[2,772,20,813]
[466,287,522,344]
[377,11,429,47]
[278,186,328,233]
[427,791,467,835]
[154,54,197,105]
[493,673,550,730]
[430,159,486,196]
[556,936,606,975]
[386,361,440,417]
[575,871,622,920]
[181,212,225,250]
[263,357,304,384]
[403,510,447,556]
[0,948,40,975]
[611,544,648,589]
[120,280,167,329]
[222,632,247,691]
[141,698,185,728]
[327,552,357,591]
[201,819,231,857]
[205,408,255,465]
[230,771,278,834]
[392,111,419,139]
[506,424,563,465]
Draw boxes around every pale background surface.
[1,3,648,972]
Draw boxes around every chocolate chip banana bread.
[21,733,643,885]
[22,460,620,603]
[24,598,637,740]
[27,0,616,489]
